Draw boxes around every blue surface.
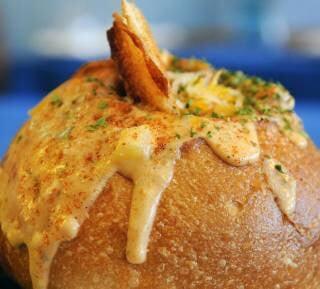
[0,93,40,158]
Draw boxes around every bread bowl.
[0,1,320,288]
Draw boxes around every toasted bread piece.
[107,1,176,112]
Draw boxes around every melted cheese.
[0,71,306,289]
[0,110,260,289]
[112,119,260,264]
[263,158,297,216]
[270,114,308,149]
[169,71,243,116]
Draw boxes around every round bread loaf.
[0,60,320,289]
[1,1,320,288]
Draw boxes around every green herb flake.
[86,76,101,84]
[87,117,107,132]
[249,85,259,94]
[192,107,201,116]
[283,117,292,131]
[273,93,281,100]
[244,96,256,107]
[275,164,285,174]
[207,131,213,138]
[177,84,186,94]
[108,85,116,92]
[200,122,207,129]
[171,56,182,72]
[251,76,265,85]
[50,95,63,107]
[260,106,272,115]
[175,133,181,139]
[232,71,246,86]
[185,99,193,109]
[239,118,248,126]
[299,130,309,138]
[58,126,74,140]
[98,101,108,110]
[211,112,220,118]
[190,129,197,137]
[192,75,203,86]
[237,106,253,116]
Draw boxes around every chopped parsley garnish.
[87,117,107,132]
[172,56,180,66]
[192,75,203,86]
[175,133,181,139]
[274,93,281,100]
[50,95,63,107]
[243,96,256,107]
[57,126,74,139]
[170,56,182,72]
[211,112,221,119]
[218,69,294,119]
[299,131,309,138]
[177,84,186,94]
[251,76,264,85]
[98,101,108,110]
[237,106,254,116]
[275,164,285,174]
[192,107,201,116]
[200,122,207,129]
[283,117,292,131]
[108,85,116,93]
[190,129,197,137]
[239,118,248,126]
[85,76,105,87]
[207,131,213,138]
[260,106,272,115]
[219,70,247,87]
[185,99,193,109]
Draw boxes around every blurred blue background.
[0,0,319,162]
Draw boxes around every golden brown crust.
[1,60,320,289]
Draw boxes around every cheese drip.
[113,118,260,264]
[0,115,260,289]
[111,126,178,264]
[263,158,297,216]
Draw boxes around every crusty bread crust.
[1,60,320,289]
